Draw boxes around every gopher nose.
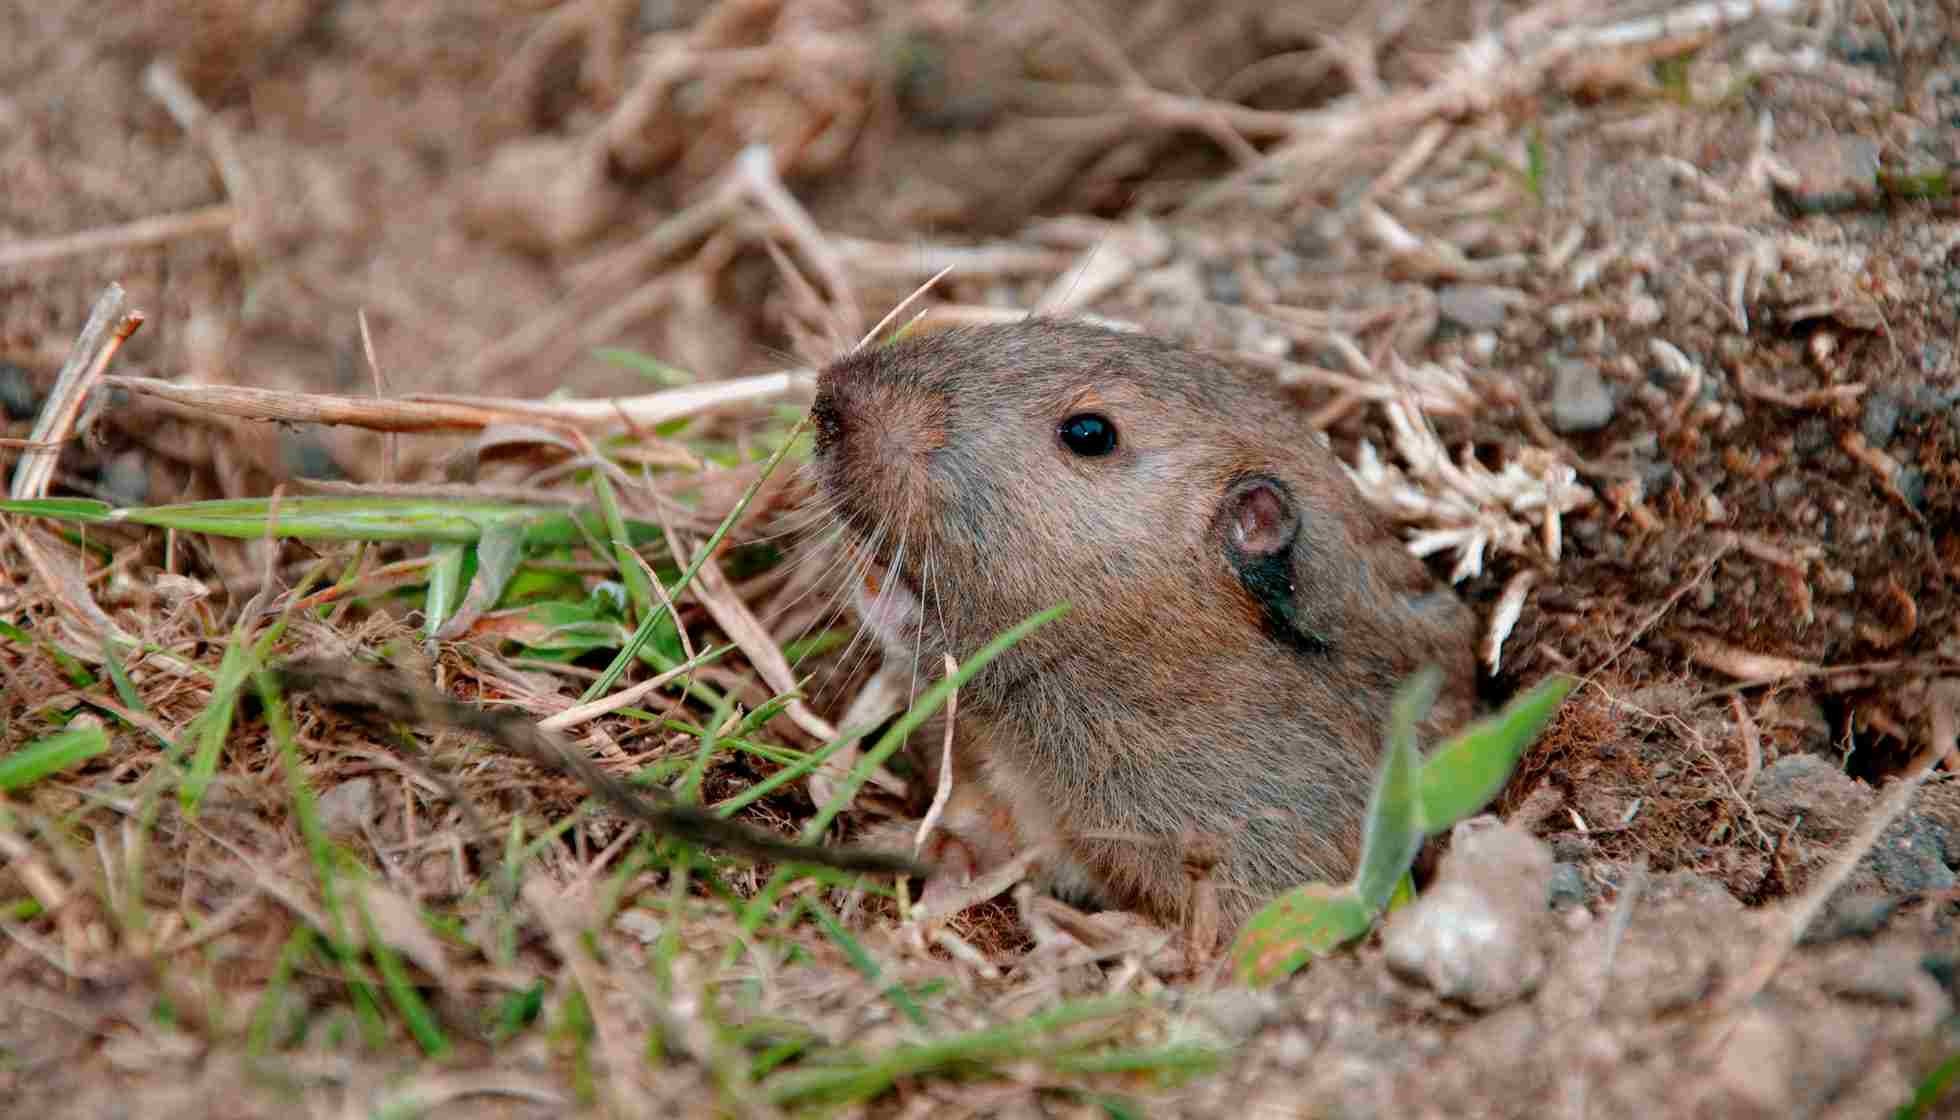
[811,358,946,469]
[811,365,885,462]
[810,381,847,455]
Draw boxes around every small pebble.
[281,431,343,480]
[317,777,376,836]
[615,909,664,944]
[97,451,149,508]
[1185,989,1283,1043]
[1438,284,1515,331]
[1382,819,1553,1010]
[1703,1005,1800,1115]
[1546,862,1589,910]
[1866,812,1955,894]
[1823,942,1945,1007]
[0,361,42,421]
[1859,389,1903,446]
[1754,754,1869,836]
[1776,134,1881,213]
[1547,358,1615,433]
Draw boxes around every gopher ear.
[1222,477,1298,559]
[1219,477,1327,653]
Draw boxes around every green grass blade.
[1898,1046,1960,1119]
[0,498,114,522]
[1045,1044,1222,1077]
[246,927,315,1056]
[802,602,1068,841]
[803,898,928,1028]
[581,418,809,703]
[0,618,94,687]
[355,890,451,1058]
[180,639,256,814]
[259,670,336,926]
[593,347,694,385]
[711,718,858,819]
[763,996,1141,1106]
[0,724,110,790]
[258,669,385,1046]
[678,692,735,805]
[115,496,536,541]
[90,496,663,549]
[99,639,146,713]
[591,472,653,619]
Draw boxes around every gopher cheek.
[853,562,925,657]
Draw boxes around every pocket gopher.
[807,319,1477,931]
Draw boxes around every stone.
[1382,818,1553,1009]
[1547,862,1589,910]
[317,777,377,836]
[1547,358,1615,433]
[0,361,41,421]
[1776,135,1881,213]
[97,451,149,508]
[1438,284,1517,331]
[1753,754,1869,838]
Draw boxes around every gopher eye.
[1058,413,1117,457]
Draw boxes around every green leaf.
[501,556,592,604]
[423,541,470,640]
[100,640,146,714]
[1416,674,1573,833]
[85,496,662,549]
[591,472,652,619]
[1229,881,1374,987]
[0,498,114,522]
[509,600,635,658]
[454,518,526,622]
[1898,1045,1960,1119]
[180,640,256,814]
[0,725,110,790]
[1353,666,1437,912]
[1227,669,1574,987]
[593,347,694,386]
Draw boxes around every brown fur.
[808,320,1477,931]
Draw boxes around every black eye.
[1058,413,1117,457]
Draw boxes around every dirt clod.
[1383,818,1553,1010]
